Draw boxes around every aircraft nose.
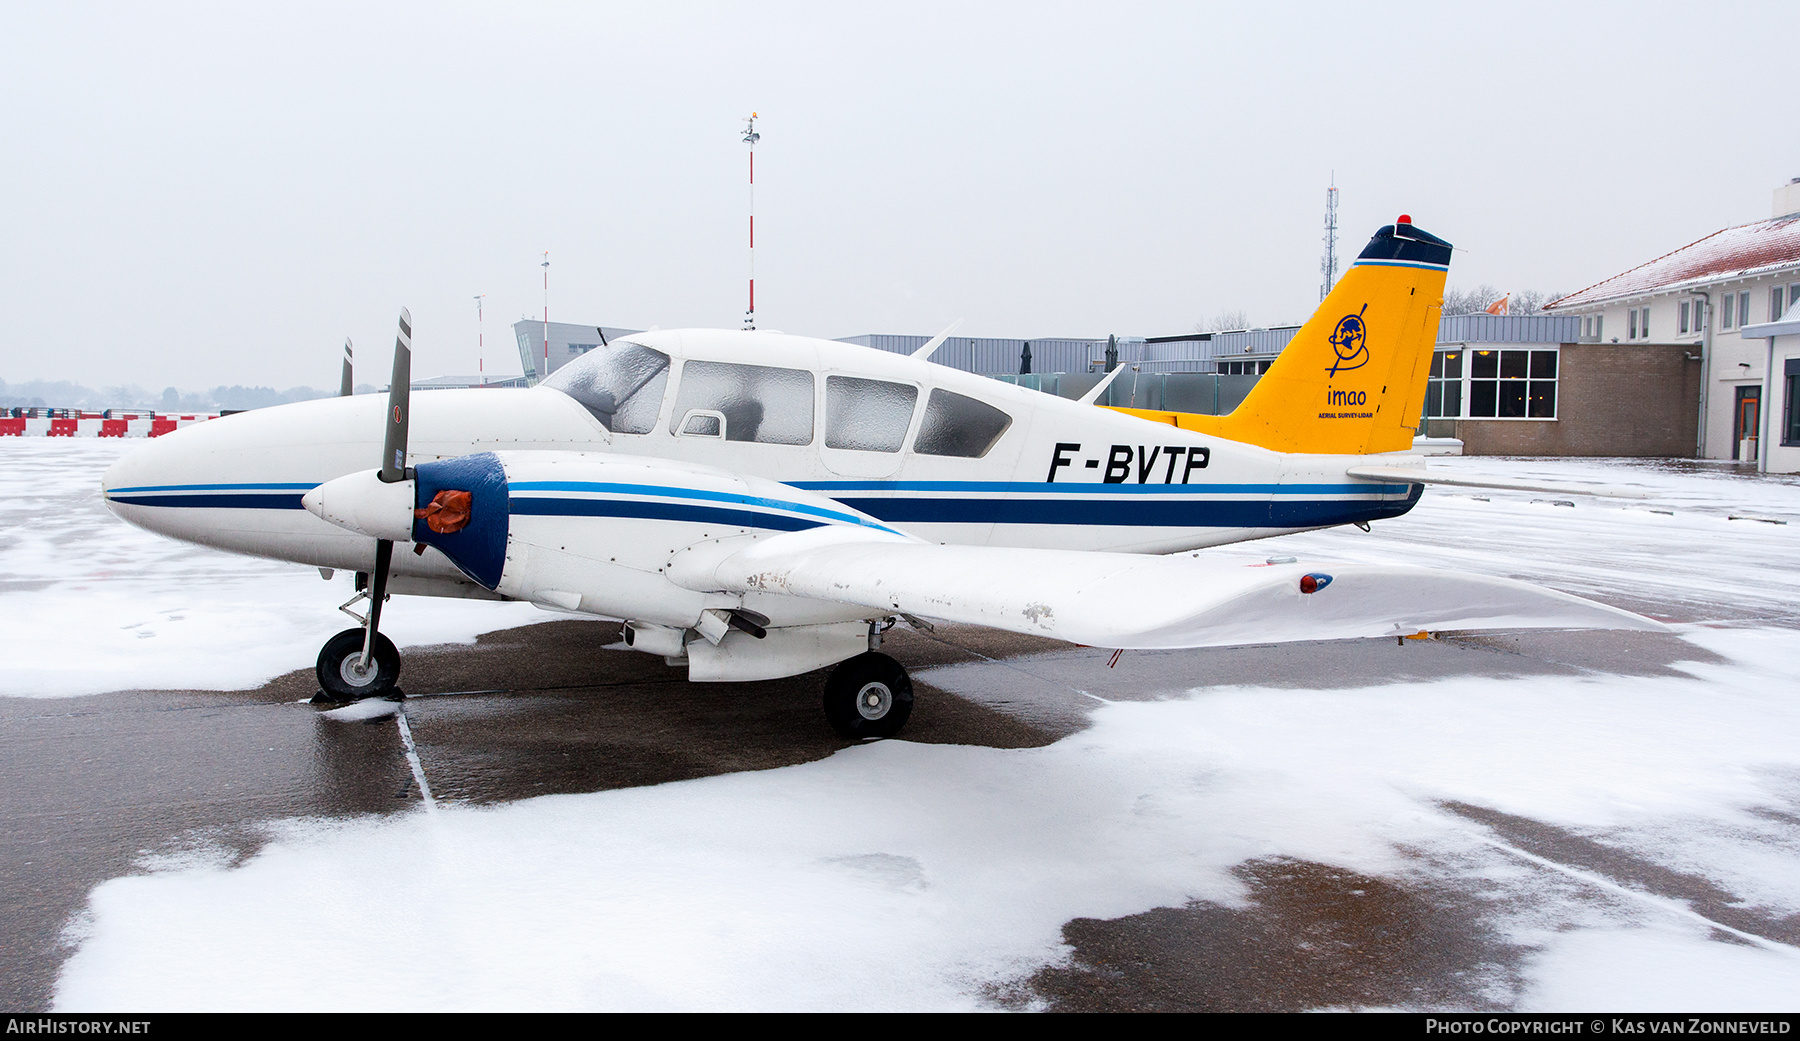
[100,429,187,527]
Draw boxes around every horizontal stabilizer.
[1346,465,1651,499]
[671,528,1664,650]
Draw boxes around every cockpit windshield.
[541,339,670,433]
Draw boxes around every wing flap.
[671,528,1664,650]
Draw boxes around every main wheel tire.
[822,652,914,739]
[316,627,401,702]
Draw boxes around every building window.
[1640,306,1650,339]
[1426,349,1463,417]
[1469,348,1557,419]
[1738,291,1751,329]
[1787,360,1800,447]
[1595,314,1603,340]
[1724,293,1736,330]
[1773,287,1786,322]
[1629,309,1638,339]
[1680,302,1690,334]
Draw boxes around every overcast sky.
[3,1,1794,390]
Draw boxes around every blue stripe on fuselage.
[106,478,1423,531]
[509,479,898,533]
[106,482,318,494]
[789,480,1410,496]
[827,491,1419,528]
[106,492,307,510]
[510,496,826,532]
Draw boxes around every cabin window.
[912,388,1012,458]
[824,376,918,452]
[541,339,669,434]
[672,361,815,445]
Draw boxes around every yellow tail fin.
[1112,218,1449,455]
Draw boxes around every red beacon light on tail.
[1299,573,1333,594]
[1396,214,1412,225]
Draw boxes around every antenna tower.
[474,294,486,384]
[540,252,550,380]
[1319,176,1340,302]
[743,112,759,331]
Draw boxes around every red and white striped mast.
[474,293,486,384]
[742,112,759,331]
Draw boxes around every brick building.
[1421,314,1699,456]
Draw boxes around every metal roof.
[1436,313,1581,345]
[834,334,1147,375]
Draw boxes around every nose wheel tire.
[316,627,401,702]
[823,652,914,739]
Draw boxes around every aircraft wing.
[1346,465,1652,499]
[668,527,1664,650]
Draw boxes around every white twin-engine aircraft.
[103,218,1658,737]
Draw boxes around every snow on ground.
[0,439,543,696]
[1235,455,1800,626]
[51,627,1800,1011]
[14,438,1800,1010]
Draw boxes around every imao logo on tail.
[1327,304,1370,376]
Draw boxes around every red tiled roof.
[1545,215,1800,311]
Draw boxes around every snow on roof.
[1545,215,1800,311]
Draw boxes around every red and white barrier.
[0,412,218,437]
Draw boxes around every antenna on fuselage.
[1078,362,1128,406]
[911,319,964,360]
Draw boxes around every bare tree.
[1441,285,1562,316]
[1511,289,1561,315]
[1441,284,1502,316]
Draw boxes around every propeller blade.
[340,337,354,398]
[380,309,412,483]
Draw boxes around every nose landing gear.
[316,627,401,701]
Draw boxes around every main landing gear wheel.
[316,627,401,702]
[823,652,914,739]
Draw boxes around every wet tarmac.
[8,613,1787,1011]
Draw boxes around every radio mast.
[540,252,550,379]
[743,112,759,331]
[474,294,486,384]
[1319,176,1340,302]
